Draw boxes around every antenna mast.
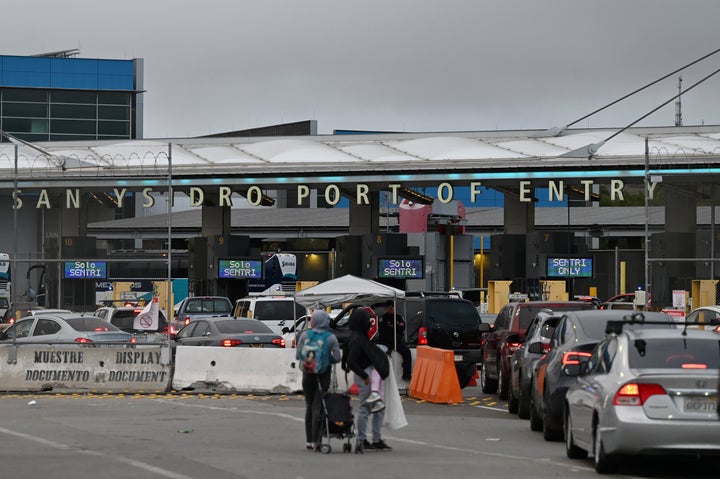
[674,76,683,126]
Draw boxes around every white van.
[233,296,308,334]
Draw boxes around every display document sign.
[218,259,263,279]
[378,258,424,279]
[546,257,593,278]
[64,261,107,279]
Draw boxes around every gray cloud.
[6,0,720,137]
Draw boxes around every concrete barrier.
[0,345,172,393]
[0,344,417,395]
[171,348,414,394]
[172,346,305,394]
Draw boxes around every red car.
[600,292,652,310]
[480,301,595,400]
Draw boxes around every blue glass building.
[0,52,143,142]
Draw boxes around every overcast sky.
[5,0,720,138]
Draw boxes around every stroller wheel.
[320,444,332,454]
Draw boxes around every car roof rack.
[605,312,687,335]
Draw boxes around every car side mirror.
[281,326,290,334]
[479,323,491,333]
[527,342,545,354]
[506,333,520,344]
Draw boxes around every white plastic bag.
[383,361,408,430]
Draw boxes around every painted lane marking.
[0,426,195,479]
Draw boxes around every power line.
[562,47,720,131]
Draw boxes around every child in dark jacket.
[346,307,392,452]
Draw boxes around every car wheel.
[593,423,617,474]
[542,387,563,441]
[517,385,531,419]
[507,376,519,413]
[456,365,473,389]
[480,362,498,394]
[529,386,543,432]
[497,361,509,400]
[564,409,587,459]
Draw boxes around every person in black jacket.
[377,300,412,381]
[346,307,392,452]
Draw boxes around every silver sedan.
[564,325,720,473]
[0,313,134,345]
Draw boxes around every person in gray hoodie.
[296,310,341,450]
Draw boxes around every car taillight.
[613,382,666,406]
[130,337,137,344]
[222,339,243,347]
[418,327,428,345]
[561,351,592,365]
[183,316,190,326]
[74,337,93,344]
[507,341,522,353]
[161,326,177,336]
[272,338,286,347]
[8,317,14,325]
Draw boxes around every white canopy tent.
[294,274,405,309]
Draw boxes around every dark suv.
[481,301,595,399]
[404,294,490,388]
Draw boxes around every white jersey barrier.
[172,346,304,393]
[172,347,413,394]
[0,345,172,393]
[0,345,415,395]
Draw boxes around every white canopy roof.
[294,274,405,308]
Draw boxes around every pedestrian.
[378,300,413,381]
[346,307,392,452]
[296,309,342,451]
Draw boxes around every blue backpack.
[299,329,331,374]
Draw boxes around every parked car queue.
[482,302,720,474]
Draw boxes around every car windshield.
[517,303,593,330]
[111,310,168,332]
[216,320,272,334]
[65,317,122,332]
[628,337,720,369]
[426,300,479,328]
[253,301,302,321]
[187,298,232,314]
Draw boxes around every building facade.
[0,51,143,142]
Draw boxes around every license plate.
[250,344,264,348]
[454,354,463,362]
[684,396,717,413]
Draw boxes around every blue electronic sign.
[546,257,593,278]
[64,261,107,279]
[378,258,424,279]
[218,259,263,279]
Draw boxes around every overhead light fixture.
[398,187,433,205]
[260,194,276,206]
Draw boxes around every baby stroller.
[316,387,356,454]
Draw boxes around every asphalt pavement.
[0,386,716,479]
